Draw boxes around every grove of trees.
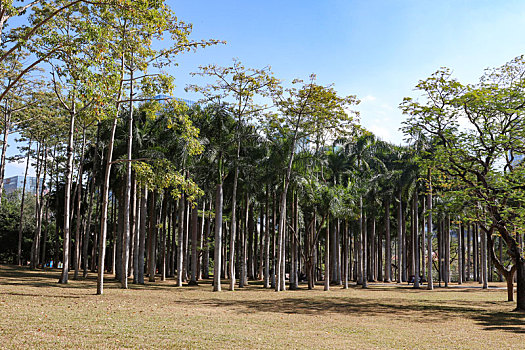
[1,0,524,312]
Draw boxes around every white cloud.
[361,95,377,102]
[5,160,36,178]
[368,124,392,141]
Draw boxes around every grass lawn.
[0,265,524,349]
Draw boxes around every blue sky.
[5,0,525,177]
[169,0,525,141]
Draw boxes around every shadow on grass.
[0,264,120,291]
[192,296,525,334]
[2,264,524,334]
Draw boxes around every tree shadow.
[2,264,524,334]
[181,295,525,334]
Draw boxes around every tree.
[402,56,525,310]
[92,0,216,294]
[269,74,358,291]
[189,59,276,291]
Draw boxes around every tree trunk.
[247,201,254,281]
[159,194,167,282]
[137,188,147,284]
[258,205,264,280]
[132,180,140,283]
[229,162,239,291]
[362,211,368,289]
[17,139,32,266]
[467,224,471,281]
[203,199,211,280]
[30,141,42,270]
[370,218,375,282]
[59,110,76,285]
[445,214,450,287]
[177,195,185,287]
[264,185,270,288]
[73,129,86,280]
[474,224,479,282]
[458,222,463,285]
[82,177,96,278]
[516,259,525,310]
[414,194,420,289]
[183,198,190,282]
[91,183,101,273]
[239,193,248,288]
[481,224,488,289]
[384,197,391,282]
[148,191,157,282]
[83,125,99,276]
[421,196,426,282]
[189,204,198,285]
[0,107,11,209]
[213,184,223,291]
[290,191,298,289]
[427,169,433,290]
[324,215,330,291]
[198,201,205,280]
[397,191,402,284]
[343,220,349,289]
[96,49,126,295]
[271,192,276,289]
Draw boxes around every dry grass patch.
[0,265,524,349]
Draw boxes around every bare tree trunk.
[170,204,177,278]
[290,191,298,289]
[229,163,239,291]
[515,259,525,310]
[458,221,463,285]
[280,201,286,291]
[445,214,450,287]
[30,141,42,270]
[368,217,376,282]
[177,195,185,287]
[213,184,223,291]
[427,169,433,290]
[324,215,330,291]
[271,192,276,289]
[159,194,167,282]
[203,199,211,280]
[421,196,426,282]
[384,197,391,282]
[467,224,471,281]
[73,129,86,279]
[472,225,481,283]
[136,188,147,284]
[362,211,368,289]
[96,49,125,295]
[91,183,101,272]
[130,177,139,282]
[258,205,264,280]
[239,193,248,288]
[0,106,11,209]
[397,191,402,284]
[59,109,76,285]
[83,177,95,278]
[17,139,32,266]
[247,201,254,281]
[481,224,488,289]
[166,204,172,278]
[148,191,157,282]
[264,186,270,288]
[414,194,420,288]
[343,220,349,289]
[198,200,205,280]
[189,204,198,285]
